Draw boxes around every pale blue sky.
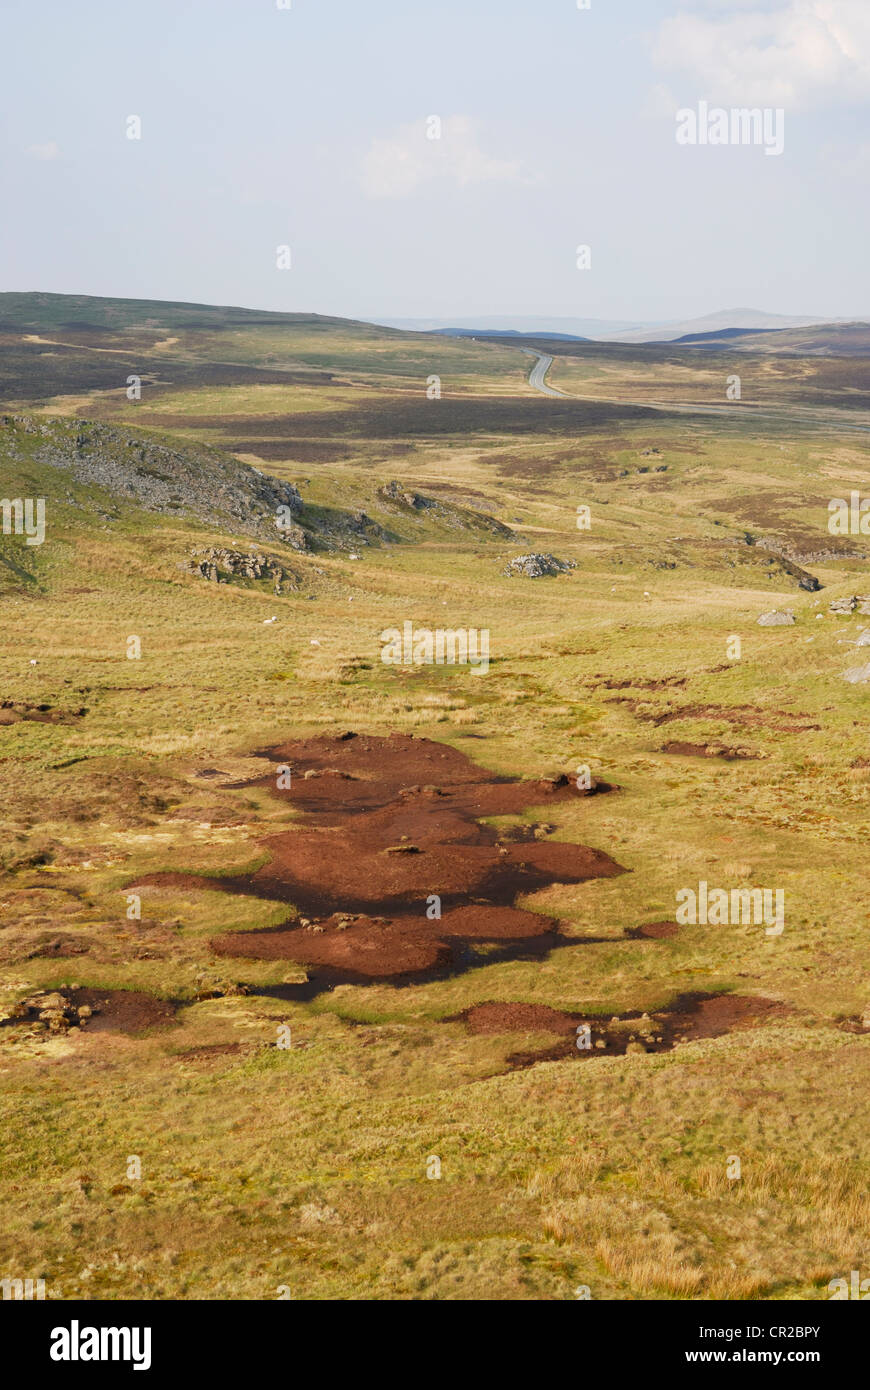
[2,0,869,321]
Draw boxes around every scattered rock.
[7,989,101,1036]
[830,596,859,615]
[843,662,870,684]
[757,610,795,627]
[750,534,862,566]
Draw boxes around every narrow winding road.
[518,345,870,434]
[522,349,566,398]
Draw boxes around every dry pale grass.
[525,1147,867,1300]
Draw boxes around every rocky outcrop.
[743,536,821,591]
[379,480,436,511]
[308,506,392,551]
[4,414,303,545]
[181,547,299,590]
[0,418,513,557]
[378,479,514,537]
[752,534,865,565]
[829,595,870,615]
[502,553,575,578]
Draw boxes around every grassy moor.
[0,292,867,1302]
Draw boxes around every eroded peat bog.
[134,733,794,1073]
[454,992,792,1070]
[138,732,623,990]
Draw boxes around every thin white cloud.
[653,1,870,108]
[26,141,60,161]
[360,115,528,199]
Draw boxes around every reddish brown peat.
[134,733,624,991]
[454,992,792,1069]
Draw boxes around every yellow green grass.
[0,327,868,1300]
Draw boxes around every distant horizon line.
[2,289,869,334]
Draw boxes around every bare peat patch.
[2,987,176,1036]
[0,700,87,726]
[136,733,624,994]
[454,992,791,1069]
[627,920,681,939]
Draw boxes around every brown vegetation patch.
[660,741,761,760]
[214,904,561,983]
[0,700,87,725]
[591,674,688,691]
[228,439,358,462]
[609,699,821,732]
[628,920,681,939]
[494,455,562,479]
[65,987,177,1034]
[209,395,659,442]
[137,733,624,991]
[836,1015,870,1036]
[16,933,93,960]
[457,1001,579,1036]
[705,491,850,543]
[455,992,790,1069]
[172,1042,251,1063]
[3,987,176,1036]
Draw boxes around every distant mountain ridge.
[667,321,870,356]
[431,328,590,343]
[3,292,869,355]
[370,308,866,345]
